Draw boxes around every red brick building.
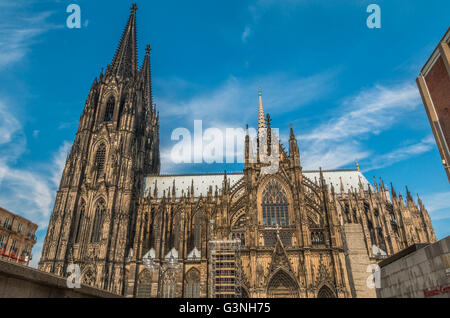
[417,27,450,182]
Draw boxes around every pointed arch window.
[136,270,152,298]
[73,200,85,243]
[172,213,181,251]
[261,180,290,227]
[162,270,177,298]
[185,268,200,298]
[91,199,106,243]
[94,143,106,173]
[118,93,127,121]
[104,96,115,122]
[193,212,202,249]
[152,213,161,250]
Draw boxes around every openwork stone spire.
[141,44,153,110]
[258,87,266,131]
[110,3,138,79]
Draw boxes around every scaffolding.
[208,239,242,298]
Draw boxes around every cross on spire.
[131,3,138,12]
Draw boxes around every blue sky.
[0,0,448,267]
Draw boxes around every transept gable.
[257,174,292,200]
[267,233,296,280]
[313,254,334,289]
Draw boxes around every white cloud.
[50,141,72,188]
[297,81,427,171]
[157,71,336,172]
[363,135,435,172]
[0,6,62,69]
[0,101,21,145]
[0,99,71,268]
[302,82,421,142]
[158,71,335,127]
[241,25,252,43]
[421,191,450,221]
[301,142,370,171]
[29,241,43,268]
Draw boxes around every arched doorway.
[317,285,335,298]
[184,268,200,298]
[136,269,152,298]
[267,269,299,298]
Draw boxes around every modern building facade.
[0,207,38,266]
[39,4,437,298]
[417,27,450,182]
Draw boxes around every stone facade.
[39,4,437,298]
[0,206,37,266]
[38,5,160,296]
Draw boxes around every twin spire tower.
[39,3,160,294]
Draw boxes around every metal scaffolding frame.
[208,239,242,298]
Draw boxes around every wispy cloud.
[241,25,252,43]
[302,82,421,142]
[301,142,370,171]
[298,81,426,170]
[0,5,62,69]
[156,70,336,172]
[363,135,436,172]
[0,101,22,145]
[421,191,450,221]
[158,70,336,126]
[0,98,71,268]
[242,0,307,42]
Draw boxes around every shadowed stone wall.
[377,236,450,298]
[0,259,121,298]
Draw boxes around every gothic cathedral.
[39,5,437,298]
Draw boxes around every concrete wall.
[342,224,377,298]
[0,259,121,298]
[377,236,450,298]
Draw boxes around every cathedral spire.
[258,87,266,131]
[406,186,414,202]
[390,182,397,199]
[141,44,153,110]
[109,3,138,79]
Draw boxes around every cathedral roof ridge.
[303,168,359,173]
[147,172,244,177]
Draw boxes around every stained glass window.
[104,96,115,122]
[90,199,105,243]
[262,180,289,227]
